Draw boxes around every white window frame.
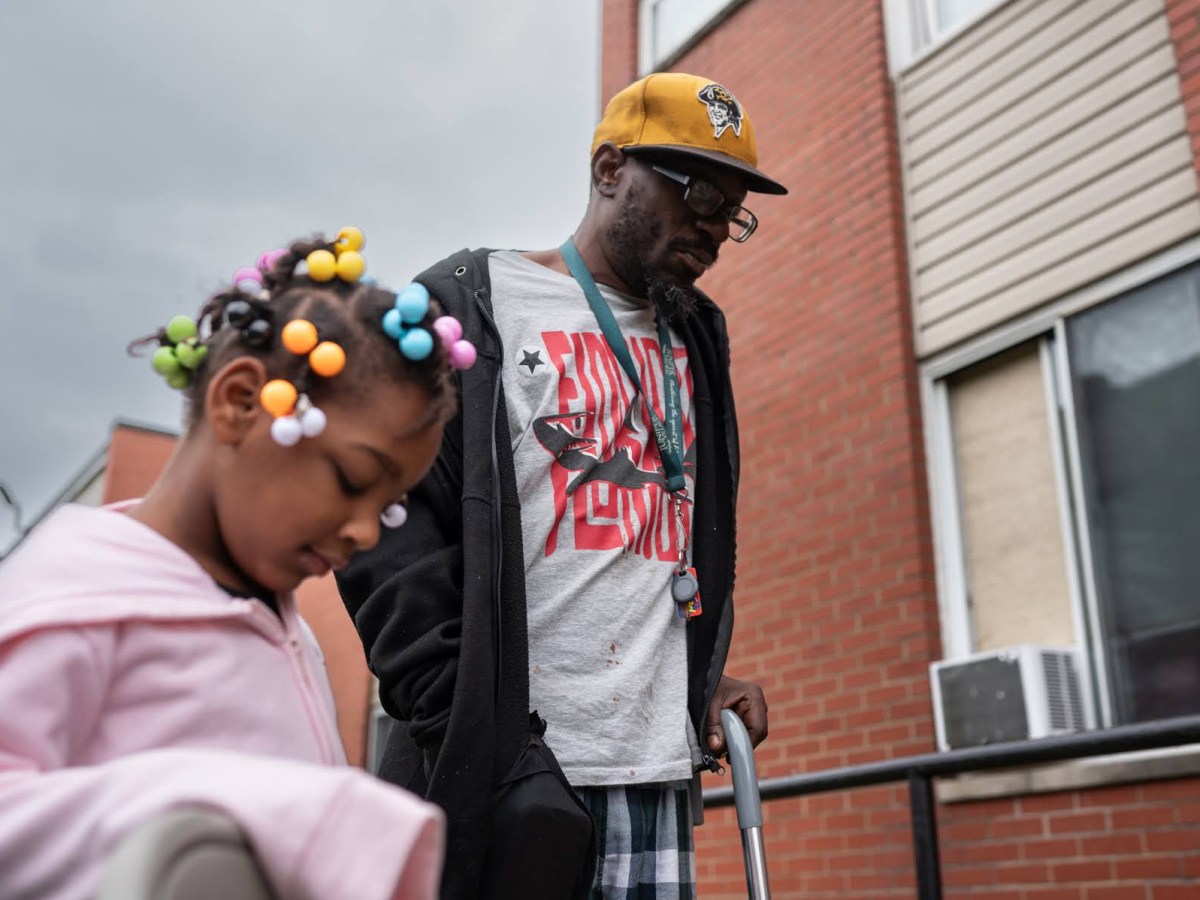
[920,235,1200,730]
[882,0,1009,76]
[920,375,973,658]
[1048,322,1113,728]
[637,0,748,74]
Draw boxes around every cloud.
[0,0,599,550]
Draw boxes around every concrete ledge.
[935,743,1200,803]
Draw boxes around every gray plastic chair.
[97,807,275,900]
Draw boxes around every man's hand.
[704,674,768,758]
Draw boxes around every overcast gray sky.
[0,1,599,551]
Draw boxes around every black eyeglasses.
[650,163,758,243]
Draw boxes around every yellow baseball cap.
[591,72,788,195]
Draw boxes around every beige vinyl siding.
[899,0,1200,357]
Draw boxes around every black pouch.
[479,712,596,900]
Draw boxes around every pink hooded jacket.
[0,503,444,899]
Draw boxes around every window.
[931,0,997,36]
[1066,275,1200,724]
[638,0,745,74]
[929,261,1200,728]
[945,342,1076,654]
[882,0,1004,73]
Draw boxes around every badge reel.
[671,568,698,602]
[672,567,703,619]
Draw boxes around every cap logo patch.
[697,83,743,139]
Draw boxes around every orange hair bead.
[309,341,346,377]
[281,319,319,355]
[260,379,298,418]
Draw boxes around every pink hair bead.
[234,266,262,284]
[449,340,477,370]
[256,248,288,273]
[433,315,463,345]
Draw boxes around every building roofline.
[0,418,179,558]
[112,417,181,440]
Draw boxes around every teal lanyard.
[559,238,687,495]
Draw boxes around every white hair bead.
[270,416,303,447]
[381,503,408,528]
[300,406,327,438]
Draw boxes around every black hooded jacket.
[336,248,741,899]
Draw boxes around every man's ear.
[204,357,269,445]
[590,142,626,199]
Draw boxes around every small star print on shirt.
[519,348,545,373]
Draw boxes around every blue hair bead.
[395,283,430,324]
[382,307,403,339]
[399,327,434,360]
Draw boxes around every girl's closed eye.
[333,463,368,497]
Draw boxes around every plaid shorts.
[575,780,696,899]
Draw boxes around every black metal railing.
[704,714,1200,899]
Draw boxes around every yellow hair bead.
[281,319,319,355]
[335,250,365,283]
[306,249,337,282]
[260,379,298,418]
[334,226,365,255]
[309,341,346,377]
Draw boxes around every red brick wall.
[1168,0,1200,182]
[102,424,178,503]
[939,783,1200,899]
[599,0,1200,897]
[600,0,639,111]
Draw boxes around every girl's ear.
[205,357,269,445]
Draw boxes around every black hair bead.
[225,300,255,329]
[242,318,272,348]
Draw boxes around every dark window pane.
[1067,264,1200,723]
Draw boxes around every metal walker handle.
[721,708,771,899]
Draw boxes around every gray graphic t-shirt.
[489,249,700,786]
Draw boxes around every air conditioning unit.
[930,645,1086,752]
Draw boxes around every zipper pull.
[701,751,725,776]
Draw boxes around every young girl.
[0,228,477,900]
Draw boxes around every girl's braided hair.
[130,234,460,430]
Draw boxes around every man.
[338,72,787,898]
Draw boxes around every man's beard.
[646,275,697,323]
[605,181,702,323]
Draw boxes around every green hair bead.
[152,347,183,376]
[165,369,191,390]
[165,315,198,344]
[175,339,207,370]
